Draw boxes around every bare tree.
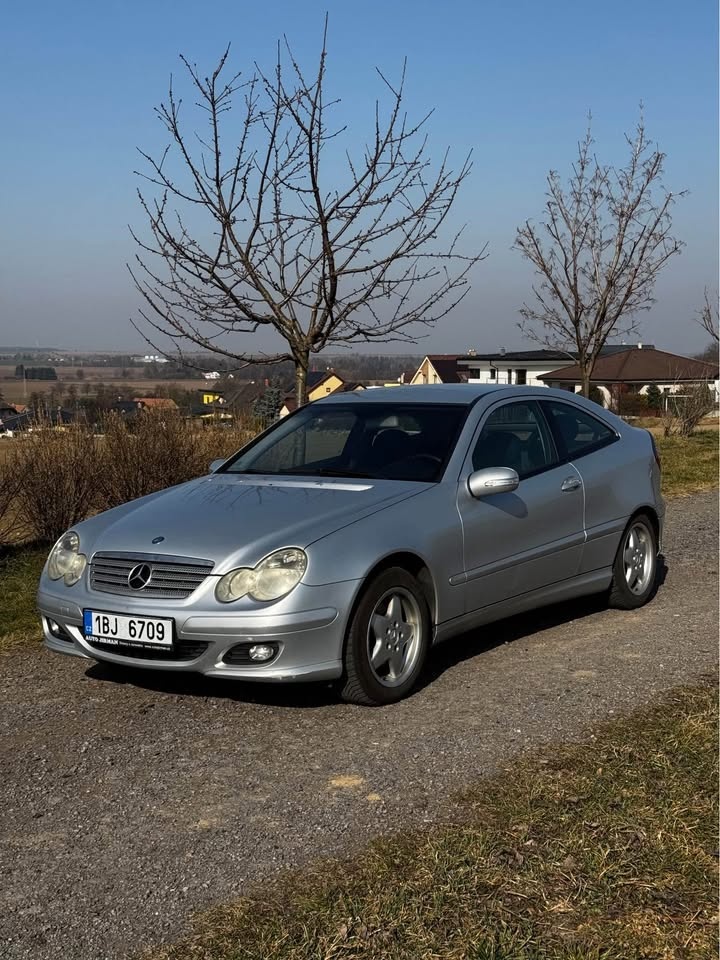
[130,22,485,406]
[660,380,716,437]
[697,288,719,344]
[514,116,684,397]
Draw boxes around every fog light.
[248,644,275,662]
[48,619,62,636]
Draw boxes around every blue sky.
[1,0,717,355]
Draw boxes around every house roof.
[307,370,343,389]
[424,355,466,383]
[460,349,574,364]
[223,382,267,407]
[110,400,140,415]
[540,347,719,384]
[0,411,32,431]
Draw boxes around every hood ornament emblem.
[128,563,152,590]
[152,536,165,544]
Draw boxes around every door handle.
[561,476,582,492]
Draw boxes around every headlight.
[47,531,87,586]
[216,548,307,603]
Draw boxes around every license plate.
[83,610,173,647]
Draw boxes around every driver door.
[457,399,585,614]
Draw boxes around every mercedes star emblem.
[127,563,152,590]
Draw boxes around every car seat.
[473,430,523,474]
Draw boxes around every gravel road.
[1,492,717,960]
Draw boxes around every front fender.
[304,483,464,626]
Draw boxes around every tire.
[608,513,658,610]
[340,567,431,706]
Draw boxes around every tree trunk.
[580,365,591,399]
[294,349,310,409]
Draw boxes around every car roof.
[314,384,588,406]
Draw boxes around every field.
[0,366,205,403]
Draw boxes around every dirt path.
[0,492,717,960]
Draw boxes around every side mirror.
[209,458,225,473]
[468,466,519,499]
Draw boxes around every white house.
[458,349,578,386]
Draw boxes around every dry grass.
[656,430,719,496]
[0,546,46,643]
[144,683,718,960]
[0,414,260,546]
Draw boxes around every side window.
[542,400,617,460]
[471,401,557,478]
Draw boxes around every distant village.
[0,343,718,437]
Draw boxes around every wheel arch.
[627,504,661,546]
[345,551,438,638]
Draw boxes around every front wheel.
[608,514,658,610]
[340,567,431,705]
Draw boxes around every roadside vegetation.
[143,683,717,960]
[0,546,47,643]
[656,429,719,496]
[0,413,260,545]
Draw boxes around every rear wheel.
[340,567,430,706]
[608,514,658,610]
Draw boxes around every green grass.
[0,546,46,646]
[145,684,718,960]
[656,430,719,496]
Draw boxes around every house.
[199,387,225,406]
[279,371,346,417]
[0,409,32,436]
[410,355,469,385]
[459,349,578,387]
[409,346,651,389]
[540,345,720,407]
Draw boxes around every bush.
[617,392,649,418]
[588,385,605,407]
[0,447,25,545]
[661,385,717,438]
[96,412,261,509]
[10,423,99,543]
[0,414,263,544]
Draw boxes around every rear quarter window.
[541,400,617,461]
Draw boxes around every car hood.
[80,473,431,572]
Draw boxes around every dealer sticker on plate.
[83,610,174,647]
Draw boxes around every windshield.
[222,403,468,482]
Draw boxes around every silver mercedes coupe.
[38,385,663,704]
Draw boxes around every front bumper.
[37,577,360,682]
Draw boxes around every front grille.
[87,638,209,662]
[90,552,214,599]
